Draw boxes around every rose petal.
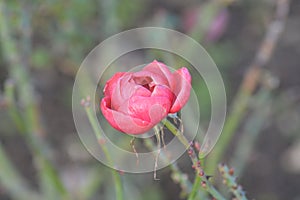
[142,60,174,87]
[101,97,154,134]
[133,70,169,87]
[169,67,192,113]
[110,73,135,110]
[103,72,126,97]
[128,96,171,123]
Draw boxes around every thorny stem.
[143,137,194,198]
[162,119,226,200]
[82,97,124,200]
[218,164,248,200]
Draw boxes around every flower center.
[132,76,155,92]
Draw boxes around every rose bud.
[100,60,191,134]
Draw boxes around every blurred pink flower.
[100,60,191,134]
[183,7,229,42]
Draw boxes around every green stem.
[84,103,124,200]
[144,134,195,198]
[4,80,27,134]
[163,119,226,200]
[188,175,201,200]
[230,88,271,175]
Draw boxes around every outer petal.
[101,97,154,134]
[169,67,192,113]
[110,73,136,110]
[103,72,126,97]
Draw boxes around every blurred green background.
[0,0,300,199]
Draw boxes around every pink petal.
[128,95,171,124]
[132,71,169,87]
[101,97,154,134]
[117,85,173,123]
[110,73,135,110]
[169,67,192,113]
[103,72,126,97]
[142,60,174,87]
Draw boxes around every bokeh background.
[0,0,300,199]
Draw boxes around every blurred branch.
[206,0,290,172]
[4,80,27,134]
[0,1,68,199]
[0,91,8,110]
[82,97,124,200]
[230,84,272,176]
[79,166,105,200]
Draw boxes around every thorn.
[232,185,238,190]
[81,96,91,107]
[117,169,124,175]
[229,167,235,176]
[194,141,201,152]
[98,138,106,145]
[187,149,193,156]
[201,181,207,188]
[199,170,204,177]
[197,160,201,166]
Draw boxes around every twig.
[153,126,162,180]
[230,86,272,175]
[82,96,124,200]
[206,0,290,172]
[0,1,67,198]
[143,136,195,198]
[163,119,226,200]
[218,164,248,200]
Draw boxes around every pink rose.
[100,60,191,135]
